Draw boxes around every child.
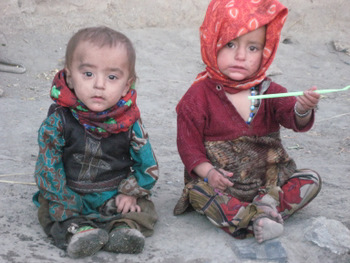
[33,26,159,258]
[174,0,321,243]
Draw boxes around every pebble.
[304,216,350,255]
[231,238,287,262]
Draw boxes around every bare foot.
[253,217,284,243]
[253,205,284,243]
[256,205,284,224]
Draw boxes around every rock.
[304,216,350,255]
[332,40,350,56]
[267,64,283,77]
[231,238,287,262]
[0,88,4,97]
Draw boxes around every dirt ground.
[1,0,350,262]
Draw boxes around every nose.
[94,75,105,90]
[234,46,246,61]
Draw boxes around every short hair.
[65,26,136,81]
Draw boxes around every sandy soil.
[1,1,350,262]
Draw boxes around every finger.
[115,195,121,206]
[309,86,317,92]
[304,88,321,100]
[308,89,320,98]
[296,97,306,108]
[297,97,313,110]
[305,91,320,102]
[223,178,234,187]
[216,178,232,190]
[129,206,136,213]
[301,96,318,109]
[117,201,125,213]
[221,170,234,177]
[122,203,132,214]
[135,205,141,213]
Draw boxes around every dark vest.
[49,104,133,194]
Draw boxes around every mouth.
[231,66,246,70]
[228,66,247,73]
[92,96,104,101]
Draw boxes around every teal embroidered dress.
[33,111,158,222]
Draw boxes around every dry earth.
[1,1,350,262]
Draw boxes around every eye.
[108,75,118,80]
[84,72,93,77]
[226,41,235,48]
[249,46,259,52]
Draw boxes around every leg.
[103,197,157,254]
[252,169,321,243]
[277,169,321,220]
[115,197,158,237]
[188,181,255,239]
[37,194,108,257]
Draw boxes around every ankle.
[76,225,95,233]
[112,223,130,231]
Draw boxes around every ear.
[65,68,74,90]
[122,78,133,97]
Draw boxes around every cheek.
[217,51,227,70]
[66,79,74,89]
[250,55,263,70]
[65,73,75,89]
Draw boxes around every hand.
[295,86,320,114]
[207,168,234,192]
[115,194,141,214]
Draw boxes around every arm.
[176,94,211,177]
[116,119,159,213]
[270,83,315,132]
[177,89,233,191]
[34,112,83,221]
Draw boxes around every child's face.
[65,41,132,112]
[217,26,266,81]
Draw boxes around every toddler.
[33,26,159,258]
[174,0,321,243]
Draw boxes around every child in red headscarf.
[174,0,321,243]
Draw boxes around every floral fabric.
[50,69,140,138]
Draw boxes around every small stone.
[304,216,350,255]
[282,38,293,44]
[267,64,283,77]
[0,88,4,97]
[332,40,350,56]
[231,238,287,262]
[282,37,299,45]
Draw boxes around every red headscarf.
[197,0,288,93]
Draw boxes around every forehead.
[236,27,266,42]
[72,41,129,67]
[74,40,127,57]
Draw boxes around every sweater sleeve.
[117,118,159,197]
[176,89,211,177]
[34,111,83,221]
